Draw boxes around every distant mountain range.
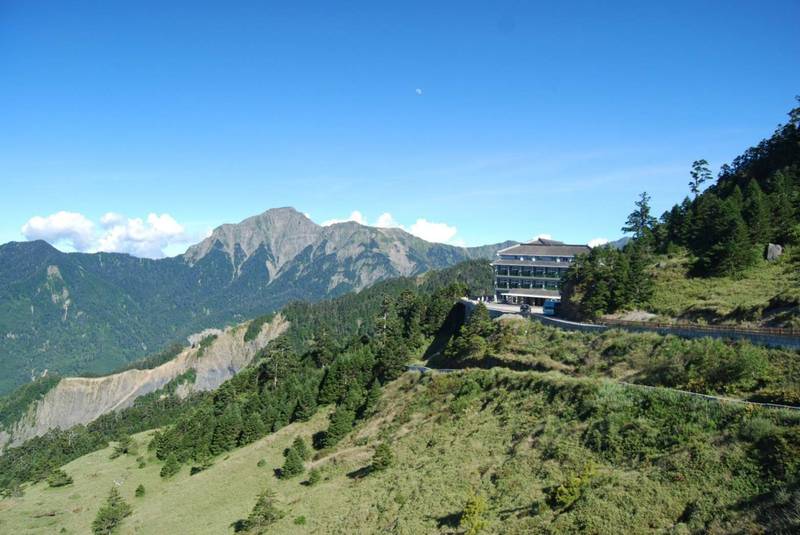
[0,207,513,394]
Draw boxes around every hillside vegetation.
[2,369,798,534]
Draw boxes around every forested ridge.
[563,101,800,321]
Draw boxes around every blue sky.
[2,1,799,256]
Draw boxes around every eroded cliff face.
[0,315,287,450]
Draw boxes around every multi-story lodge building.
[491,238,590,306]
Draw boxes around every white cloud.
[375,212,402,228]
[409,219,458,244]
[530,233,552,241]
[22,211,189,258]
[321,210,367,227]
[21,211,96,251]
[588,237,610,248]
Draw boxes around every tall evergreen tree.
[243,488,284,532]
[239,413,267,446]
[743,179,771,244]
[689,159,712,196]
[279,447,305,479]
[373,296,410,382]
[92,486,133,535]
[210,404,243,455]
[160,453,181,478]
[622,192,657,242]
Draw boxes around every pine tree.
[160,453,180,479]
[371,443,394,472]
[743,179,771,244]
[47,469,73,488]
[626,242,654,306]
[361,380,382,417]
[244,488,284,533]
[210,404,243,455]
[373,295,409,382]
[292,384,318,422]
[323,406,355,448]
[307,468,321,486]
[291,436,310,461]
[689,159,712,196]
[92,487,132,535]
[279,447,305,479]
[239,413,267,446]
[622,192,657,243]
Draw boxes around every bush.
[460,491,488,535]
[294,515,307,525]
[160,453,180,479]
[371,443,394,472]
[307,468,321,486]
[135,484,145,497]
[47,469,73,488]
[92,487,132,535]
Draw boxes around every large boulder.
[765,243,783,261]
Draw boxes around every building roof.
[490,259,567,268]
[497,238,590,257]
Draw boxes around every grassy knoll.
[2,369,798,534]
[442,316,800,406]
[644,250,800,328]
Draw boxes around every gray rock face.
[0,315,288,451]
[766,243,783,261]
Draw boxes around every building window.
[510,267,520,277]
[521,267,532,277]
[496,266,508,276]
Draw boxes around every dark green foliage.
[196,334,218,358]
[92,486,132,535]
[109,434,137,459]
[160,453,180,479]
[279,447,305,479]
[371,443,394,472]
[689,159,712,196]
[134,484,145,497]
[46,468,73,488]
[446,303,497,360]
[622,191,657,242]
[323,406,356,448]
[307,468,321,486]
[244,313,275,342]
[0,259,484,493]
[239,413,268,446]
[294,516,307,525]
[237,488,284,533]
[0,374,61,428]
[562,243,653,317]
[291,436,310,461]
[743,179,772,244]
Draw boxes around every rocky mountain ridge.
[0,207,513,393]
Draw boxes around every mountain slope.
[0,315,287,451]
[0,207,512,394]
[2,369,798,534]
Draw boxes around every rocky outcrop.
[766,243,783,261]
[0,315,287,451]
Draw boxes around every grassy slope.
[3,369,798,534]
[643,250,800,327]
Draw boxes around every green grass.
[2,370,798,534]
[646,250,800,327]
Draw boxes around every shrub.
[307,468,321,486]
[240,488,284,532]
[371,443,394,472]
[134,484,145,498]
[160,453,180,479]
[47,469,73,488]
[460,491,488,535]
[294,515,307,525]
[92,487,132,535]
[279,448,305,479]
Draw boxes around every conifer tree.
[622,192,657,242]
[160,453,180,479]
[291,436,310,461]
[373,295,409,382]
[307,468,321,486]
[323,406,355,448]
[210,403,243,455]
[743,179,772,244]
[279,447,305,479]
[134,484,145,498]
[239,413,267,446]
[689,159,712,196]
[460,491,488,535]
[292,384,318,422]
[243,488,284,533]
[371,443,394,472]
[92,486,132,535]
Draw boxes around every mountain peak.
[183,207,321,275]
